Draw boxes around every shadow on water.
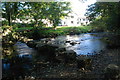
[2,42,36,80]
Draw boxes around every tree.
[2,2,71,27]
[86,2,120,32]
[22,2,50,27]
[2,2,19,26]
[47,2,71,28]
[19,2,71,27]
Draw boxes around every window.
[71,21,74,24]
[83,19,85,21]
[64,22,66,24]
[77,22,79,24]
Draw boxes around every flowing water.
[2,33,107,79]
[52,33,107,55]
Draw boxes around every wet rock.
[36,44,59,57]
[55,53,66,63]
[64,50,77,59]
[104,64,119,79]
[26,40,37,48]
[36,43,58,51]
[40,38,52,43]
[55,50,77,63]
[36,43,59,62]
[64,50,77,63]
[70,41,80,46]
[65,40,71,43]
[65,40,80,46]
[27,38,53,48]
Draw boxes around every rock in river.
[55,50,77,63]
[26,40,37,48]
[104,64,119,79]
[36,43,58,52]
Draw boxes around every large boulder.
[65,40,80,46]
[26,38,52,48]
[55,49,77,63]
[36,43,59,57]
[104,64,119,79]
[36,43,58,52]
[64,50,77,61]
[36,43,59,62]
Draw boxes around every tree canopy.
[86,2,120,32]
[2,2,71,27]
[2,2,20,26]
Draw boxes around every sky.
[70,0,96,17]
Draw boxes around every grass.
[14,27,34,31]
[7,26,92,39]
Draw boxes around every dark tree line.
[86,2,120,32]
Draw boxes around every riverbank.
[23,47,120,80]
[15,26,93,39]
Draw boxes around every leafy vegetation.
[2,2,71,28]
[86,2,120,33]
[15,26,92,39]
[2,2,21,26]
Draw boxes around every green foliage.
[15,26,92,39]
[89,18,106,30]
[2,20,8,26]
[2,25,11,30]
[86,2,120,32]
[18,2,71,27]
[2,2,20,26]
[47,2,71,28]
[20,2,49,27]
[2,2,71,28]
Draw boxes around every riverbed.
[2,33,120,79]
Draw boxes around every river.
[2,33,108,79]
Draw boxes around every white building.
[59,12,89,26]
[1,11,89,27]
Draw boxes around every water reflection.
[2,56,30,79]
[3,63,10,70]
[55,33,106,55]
[2,42,35,79]
[74,39,106,55]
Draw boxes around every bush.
[90,19,107,31]
[2,20,8,26]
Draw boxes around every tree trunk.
[53,20,57,29]
[7,13,11,26]
[5,3,12,26]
